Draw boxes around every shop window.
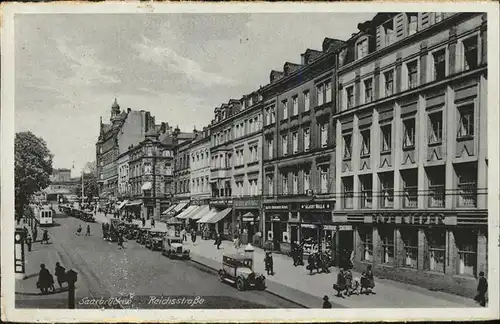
[293,172,299,195]
[360,227,373,261]
[360,175,373,209]
[304,91,310,112]
[426,229,446,273]
[303,170,310,193]
[317,83,325,106]
[428,111,443,144]
[357,39,369,60]
[463,36,478,71]
[427,166,445,207]
[320,123,328,148]
[407,13,418,36]
[384,70,394,96]
[380,172,394,208]
[346,86,354,109]
[433,49,446,81]
[455,229,477,276]
[320,166,329,194]
[364,78,373,103]
[342,176,354,209]
[282,135,288,156]
[403,118,416,149]
[407,60,418,89]
[282,100,288,120]
[360,129,371,156]
[292,132,298,154]
[292,96,299,116]
[343,134,352,159]
[380,227,395,264]
[401,229,418,268]
[457,104,474,139]
[456,163,478,207]
[303,128,310,151]
[282,173,289,195]
[383,19,395,46]
[402,169,418,208]
[381,124,392,152]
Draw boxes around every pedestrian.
[23,226,29,239]
[360,265,375,295]
[41,230,50,244]
[475,271,488,307]
[191,229,197,244]
[151,218,155,228]
[264,251,274,275]
[26,234,32,252]
[307,253,316,275]
[181,228,187,242]
[142,217,146,228]
[33,227,38,243]
[333,269,346,298]
[214,233,222,249]
[117,233,125,249]
[233,235,240,251]
[320,253,330,273]
[76,225,82,236]
[36,264,52,294]
[54,262,66,289]
[102,223,106,239]
[322,295,332,308]
[86,224,91,236]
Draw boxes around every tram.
[36,205,54,226]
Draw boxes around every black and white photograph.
[1,1,499,322]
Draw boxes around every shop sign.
[300,203,333,210]
[323,225,336,231]
[323,225,352,231]
[211,198,233,206]
[338,225,353,231]
[264,204,289,211]
[234,198,261,208]
[301,224,317,228]
[401,213,445,225]
[242,217,255,222]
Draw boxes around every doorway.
[272,221,281,251]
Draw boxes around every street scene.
[12,10,490,311]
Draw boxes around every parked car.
[136,227,151,244]
[218,253,266,291]
[146,229,167,251]
[162,236,190,259]
[125,223,140,240]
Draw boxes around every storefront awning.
[190,205,210,220]
[175,205,198,219]
[166,217,182,225]
[242,212,255,218]
[197,208,219,223]
[206,208,232,224]
[141,182,152,191]
[126,200,142,207]
[117,200,129,210]
[174,202,188,212]
[161,204,177,215]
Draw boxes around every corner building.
[334,12,487,297]
[261,38,344,254]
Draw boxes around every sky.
[15,12,374,175]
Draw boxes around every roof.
[145,128,159,137]
[223,254,252,261]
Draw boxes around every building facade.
[334,12,487,296]
[189,127,212,202]
[173,129,196,208]
[261,38,344,253]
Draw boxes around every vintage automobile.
[136,227,151,245]
[125,223,140,240]
[162,236,190,259]
[218,254,266,291]
[145,229,167,251]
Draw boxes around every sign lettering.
[300,203,333,210]
[264,205,289,210]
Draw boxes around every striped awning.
[162,204,177,215]
[197,208,219,223]
[175,205,198,219]
[190,205,210,220]
[206,208,232,224]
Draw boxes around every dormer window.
[357,39,368,60]
[249,97,253,107]
[407,13,418,36]
[383,19,395,46]
[222,111,226,119]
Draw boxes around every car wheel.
[236,277,245,291]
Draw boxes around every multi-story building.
[334,12,487,296]
[117,153,130,200]
[189,127,211,201]
[261,38,344,253]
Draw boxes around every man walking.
[475,271,488,307]
[151,218,155,228]
[33,226,38,243]
[86,224,91,236]
[54,262,66,290]
[26,234,32,252]
[41,229,50,244]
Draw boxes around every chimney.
[301,53,306,65]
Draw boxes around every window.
[282,173,289,195]
[267,138,274,160]
[427,229,446,273]
[457,105,474,139]
[267,175,274,196]
[463,36,478,71]
[455,229,477,276]
[427,166,445,207]
[383,19,395,46]
[343,134,352,159]
[429,53,446,84]
[360,129,371,156]
[144,163,152,175]
[401,229,418,268]
[364,78,373,103]
[360,175,372,209]
[165,165,172,176]
[380,172,394,208]
[384,70,394,96]
[407,13,418,36]
[282,100,288,120]
[292,96,299,116]
[402,169,418,208]
[381,124,392,152]
[317,84,324,106]
[320,123,328,147]
[304,91,310,112]
[293,172,299,194]
[270,107,276,123]
[380,228,395,264]
[357,39,368,60]
[407,60,418,89]
[265,108,271,125]
[346,86,354,109]
[325,81,332,103]
[282,135,288,156]
[320,166,329,194]
[403,118,416,148]
[303,170,310,193]
[429,112,443,144]
[360,227,373,261]
[343,177,354,209]
[303,128,310,151]
[292,132,298,154]
[456,163,478,207]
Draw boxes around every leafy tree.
[76,161,98,202]
[15,132,53,218]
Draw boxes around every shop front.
[234,198,262,246]
[124,200,142,219]
[263,203,291,252]
[209,198,234,240]
[299,201,335,256]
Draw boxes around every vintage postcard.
[1,1,499,322]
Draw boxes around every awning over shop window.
[206,208,232,224]
[126,200,142,207]
[141,182,152,191]
[175,205,198,219]
[173,202,188,212]
[118,200,129,210]
[197,208,219,223]
[161,204,177,215]
[190,205,210,220]
[166,217,182,225]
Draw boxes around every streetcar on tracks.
[35,205,54,226]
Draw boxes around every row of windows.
[212,115,263,147]
[211,144,260,169]
[190,150,210,170]
[190,176,210,194]
[234,179,259,197]
[265,166,330,196]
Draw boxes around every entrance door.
[338,230,354,268]
[290,225,298,244]
[272,221,281,251]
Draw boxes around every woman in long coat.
[37,264,53,294]
[333,269,346,297]
[360,264,375,294]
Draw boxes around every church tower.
[110,98,121,123]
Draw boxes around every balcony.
[210,168,232,180]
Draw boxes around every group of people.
[36,262,67,294]
[333,265,375,298]
[306,252,332,274]
[75,224,91,236]
[102,222,126,249]
[180,227,197,243]
[23,225,50,252]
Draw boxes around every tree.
[76,161,98,202]
[15,132,53,218]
